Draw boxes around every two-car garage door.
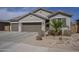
[22,23,41,32]
[11,22,41,32]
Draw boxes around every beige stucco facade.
[10,8,72,32]
[34,10,52,18]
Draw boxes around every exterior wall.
[34,10,52,18]
[49,14,71,30]
[19,15,44,22]
[4,26,10,31]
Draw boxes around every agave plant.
[49,19,63,36]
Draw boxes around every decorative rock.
[36,35,42,40]
[36,31,43,40]
[59,36,62,40]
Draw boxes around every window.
[52,18,66,27]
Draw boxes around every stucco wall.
[34,10,52,18]
[19,15,44,22]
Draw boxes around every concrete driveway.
[0,31,78,52]
[0,31,52,52]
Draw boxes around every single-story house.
[0,8,72,32]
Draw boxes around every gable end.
[49,11,72,18]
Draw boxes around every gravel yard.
[0,31,79,52]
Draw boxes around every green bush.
[63,30,72,36]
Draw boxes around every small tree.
[49,19,63,36]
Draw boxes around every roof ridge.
[32,8,53,14]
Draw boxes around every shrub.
[49,19,63,36]
[36,35,42,40]
[63,30,72,36]
[48,30,62,36]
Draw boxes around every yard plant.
[49,19,63,36]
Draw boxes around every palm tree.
[49,19,63,36]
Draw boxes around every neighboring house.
[0,8,72,32]
[0,20,10,31]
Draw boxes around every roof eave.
[10,13,48,22]
[49,12,72,18]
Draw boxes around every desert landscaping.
[0,31,79,52]
[23,33,79,51]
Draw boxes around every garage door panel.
[22,23,41,32]
[11,23,18,31]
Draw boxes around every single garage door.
[22,23,41,32]
[11,23,18,31]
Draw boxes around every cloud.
[0,7,36,20]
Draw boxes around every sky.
[0,7,79,22]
